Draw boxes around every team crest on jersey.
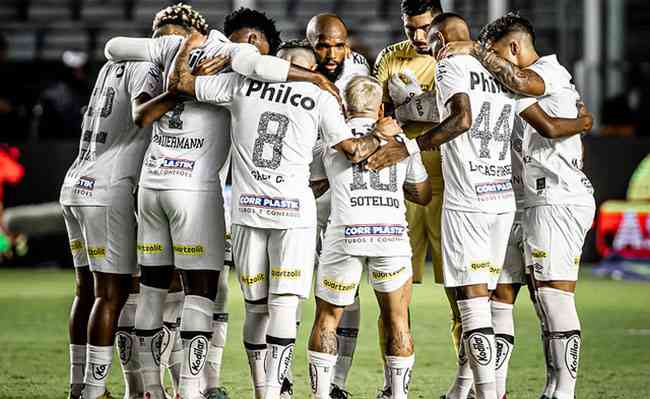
[475,181,513,201]
[343,224,405,237]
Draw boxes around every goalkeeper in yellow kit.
[373,0,462,377]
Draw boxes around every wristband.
[403,135,421,155]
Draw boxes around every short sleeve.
[149,36,183,68]
[515,95,538,115]
[194,73,244,106]
[405,153,429,184]
[373,48,392,103]
[127,62,163,100]
[435,58,469,107]
[526,59,555,96]
[319,92,353,148]
[309,140,327,181]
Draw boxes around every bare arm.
[469,42,546,97]
[415,93,472,151]
[335,134,381,164]
[132,91,177,128]
[403,180,432,205]
[167,37,201,97]
[310,179,330,198]
[520,102,593,139]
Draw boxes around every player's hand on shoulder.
[577,100,593,134]
[185,31,207,50]
[366,136,409,172]
[388,69,422,107]
[373,117,402,140]
[437,40,476,61]
[194,55,230,76]
[316,74,343,107]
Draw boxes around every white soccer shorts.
[523,204,595,282]
[316,249,412,306]
[441,209,514,290]
[231,224,316,301]
[499,215,526,285]
[62,186,137,274]
[137,187,225,271]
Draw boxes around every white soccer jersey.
[518,55,595,208]
[511,117,525,212]
[324,117,428,257]
[60,61,162,206]
[335,51,371,94]
[132,30,239,192]
[195,73,352,229]
[436,55,536,214]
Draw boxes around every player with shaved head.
[305,13,371,399]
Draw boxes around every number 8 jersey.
[435,55,536,214]
[195,73,353,229]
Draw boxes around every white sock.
[533,297,556,398]
[160,291,183,394]
[117,294,142,399]
[204,313,228,390]
[385,354,415,399]
[179,295,214,399]
[69,344,86,396]
[538,287,581,399]
[204,267,230,391]
[382,360,391,391]
[265,294,299,399]
[308,351,337,398]
[458,297,497,399]
[83,345,113,399]
[245,302,269,399]
[135,284,167,397]
[492,301,515,399]
[333,298,360,389]
[446,334,474,399]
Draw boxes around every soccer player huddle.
[59,1,595,399]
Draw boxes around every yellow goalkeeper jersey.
[373,40,442,192]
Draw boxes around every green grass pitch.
[0,267,649,398]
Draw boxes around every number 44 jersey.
[195,73,353,229]
[435,55,536,214]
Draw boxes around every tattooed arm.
[335,134,381,164]
[470,42,545,97]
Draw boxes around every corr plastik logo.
[344,224,405,237]
[475,181,512,197]
[239,194,300,211]
[161,157,195,171]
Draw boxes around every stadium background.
[0,0,649,398]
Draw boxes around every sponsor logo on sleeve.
[137,242,164,254]
[475,180,513,201]
[240,272,266,286]
[271,268,302,280]
[173,244,204,256]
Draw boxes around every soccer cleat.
[376,387,391,399]
[204,387,230,399]
[279,377,293,399]
[330,384,351,399]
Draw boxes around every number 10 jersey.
[195,73,352,229]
